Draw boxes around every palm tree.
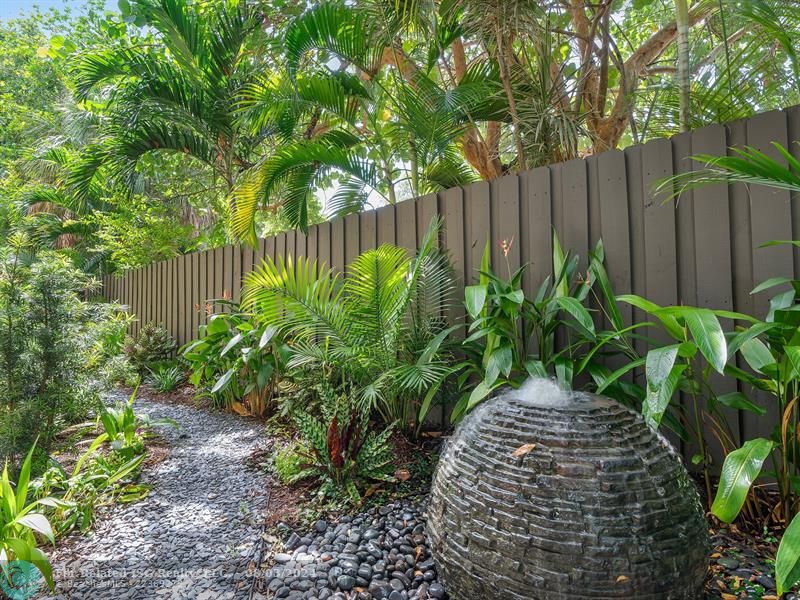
[69,0,264,210]
[242,217,457,434]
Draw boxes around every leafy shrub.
[99,355,140,388]
[91,388,178,460]
[286,383,394,502]
[147,362,184,393]
[33,451,145,537]
[182,304,286,415]
[0,240,104,465]
[243,218,456,433]
[456,233,640,420]
[86,303,136,368]
[123,323,177,371]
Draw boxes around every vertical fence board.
[491,175,521,274]
[345,213,360,267]
[199,252,208,328]
[331,218,345,272]
[464,181,491,284]
[747,110,794,318]
[176,256,185,345]
[285,230,296,263]
[560,159,590,269]
[641,137,679,308]
[443,187,465,331]
[377,204,396,246]
[318,221,331,270]
[519,167,552,300]
[417,194,439,248]
[360,210,377,253]
[396,200,416,253]
[596,150,632,326]
[307,227,317,264]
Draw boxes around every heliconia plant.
[707,257,800,594]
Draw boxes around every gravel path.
[41,390,269,600]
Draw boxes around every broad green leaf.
[682,308,727,373]
[595,357,646,394]
[642,364,685,429]
[618,295,684,339]
[259,325,278,348]
[15,442,36,514]
[486,345,513,385]
[556,296,595,339]
[257,364,273,388]
[16,513,54,543]
[752,277,794,295]
[728,322,775,357]
[206,316,229,336]
[221,333,243,356]
[211,368,235,394]
[555,358,573,390]
[712,438,774,523]
[784,345,800,378]
[467,379,499,410]
[645,345,679,389]
[716,392,766,415]
[465,285,488,319]
[740,338,775,374]
[588,253,623,330]
[524,359,547,378]
[552,230,569,298]
[501,289,525,305]
[777,512,800,594]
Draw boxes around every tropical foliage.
[3,0,798,269]
[182,305,287,416]
[242,218,456,433]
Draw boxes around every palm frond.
[285,4,386,77]
[655,142,800,200]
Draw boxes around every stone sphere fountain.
[427,379,708,600]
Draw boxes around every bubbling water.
[506,376,589,407]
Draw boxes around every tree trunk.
[675,0,691,131]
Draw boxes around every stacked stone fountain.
[427,378,708,600]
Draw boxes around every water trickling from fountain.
[427,378,708,600]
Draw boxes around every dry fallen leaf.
[615,575,629,583]
[511,443,536,457]
[721,594,737,600]
[710,552,721,558]
[395,469,411,482]
[231,401,249,416]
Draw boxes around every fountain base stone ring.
[427,378,708,600]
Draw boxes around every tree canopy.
[1,0,798,271]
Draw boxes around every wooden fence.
[102,106,800,455]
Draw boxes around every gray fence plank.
[491,175,521,274]
[396,199,416,253]
[520,167,552,300]
[377,204,395,247]
[360,209,377,253]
